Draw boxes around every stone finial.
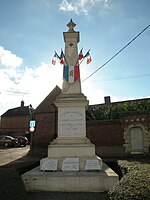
[67,19,76,32]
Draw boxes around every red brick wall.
[86,120,127,157]
[86,120,124,146]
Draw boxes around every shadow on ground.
[27,191,109,200]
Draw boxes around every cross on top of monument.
[67,19,76,32]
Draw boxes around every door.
[130,127,144,153]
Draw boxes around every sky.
[0,0,150,115]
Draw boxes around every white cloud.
[17,62,62,107]
[83,87,106,105]
[0,46,23,68]
[0,54,62,115]
[59,0,79,14]
[59,0,111,15]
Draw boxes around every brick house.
[0,100,34,142]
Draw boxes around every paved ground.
[0,145,30,166]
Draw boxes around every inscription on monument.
[62,158,79,171]
[59,109,84,136]
[85,160,101,171]
[40,158,58,171]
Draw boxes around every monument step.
[51,137,92,144]
[48,143,96,157]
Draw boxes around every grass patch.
[108,159,150,200]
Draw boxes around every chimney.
[21,100,24,107]
[104,96,111,105]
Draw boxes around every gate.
[130,127,144,153]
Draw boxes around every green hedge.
[91,100,150,120]
[108,160,150,200]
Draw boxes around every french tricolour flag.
[63,66,80,83]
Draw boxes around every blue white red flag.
[52,52,60,65]
[78,48,84,60]
[84,50,92,64]
[63,66,80,83]
[60,49,64,65]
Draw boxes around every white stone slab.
[62,158,79,171]
[40,158,58,171]
[58,107,86,137]
[85,159,101,171]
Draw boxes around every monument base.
[45,137,103,171]
[22,137,118,192]
[22,163,118,192]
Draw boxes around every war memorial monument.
[22,19,118,192]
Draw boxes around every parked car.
[0,135,18,147]
[15,136,28,147]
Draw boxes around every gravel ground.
[27,192,109,200]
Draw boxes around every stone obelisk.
[47,19,99,168]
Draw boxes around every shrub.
[92,100,150,120]
[108,160,150,200]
